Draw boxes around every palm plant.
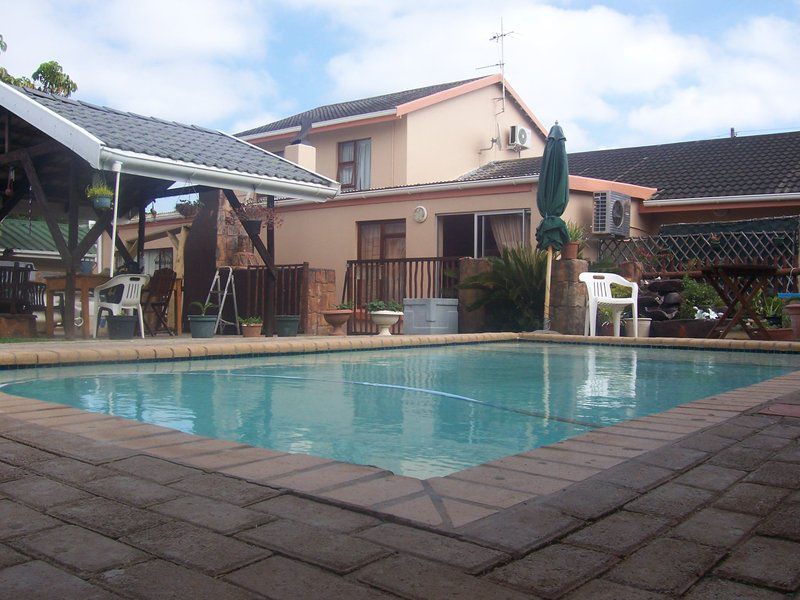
[458,245,548,331]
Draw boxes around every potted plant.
[238,316,263,337]
[86,183,114,210]
[562,221,585,260]
[175,199,200,218]
[757,292,784,328]
[275,314,300,337]
[366,300,404,336]
[322,302,353,336]
[188,301,217,338]
[106,314,137,339]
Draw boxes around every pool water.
[2,343,797,478]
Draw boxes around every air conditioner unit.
[593,191,631,237]
[509,125,531,150]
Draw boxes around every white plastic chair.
[579,272,638,337]
[93,274,150,339]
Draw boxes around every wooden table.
[701,264,777,339]
[45,274,109,338]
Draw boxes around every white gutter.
[238,125,301,142]
[98,148,340,204]
[310,109,397,129]
[645,192,800,207]
[335,175,540,201]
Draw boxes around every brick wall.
[302,268,336,334]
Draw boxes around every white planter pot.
[623,317,652,338]
[370,311,403,336]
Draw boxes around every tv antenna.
[477,18,513,112]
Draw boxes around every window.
[438,210,531,258]
[358,220,405,260]
[142,248,173,275]
[338,139,371,190]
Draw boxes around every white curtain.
[490,214,523,251]
[355,139,371,190]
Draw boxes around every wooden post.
[543,246,553,330]
[64,159,81,339]
[265,195,276,336]
[137,201,147,272]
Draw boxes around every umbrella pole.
[543,246,553,330]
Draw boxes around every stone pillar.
[302,268,336,334]
[550,259,588,335]
[619,261,644,282]
[457,258,491,333]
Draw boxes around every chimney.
[283,143,316,173]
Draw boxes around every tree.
[0,34,77,97]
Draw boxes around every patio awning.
[0,83,340,203]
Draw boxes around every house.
[0,218,96,276]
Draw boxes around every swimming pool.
[2,342,797,478]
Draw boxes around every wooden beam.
[0,194,23,223]
[102,220,136,268]
[265,195,276,337]
[153,185,214,199]
[73,211,112,262]
[221,189,277,279]
[137,201,147,270]
[63,158,81,339]
[20,153,71,262]
[0,141,63,166]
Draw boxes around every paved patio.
[0,356,799,598]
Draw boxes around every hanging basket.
[92,195,113,210]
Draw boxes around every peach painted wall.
[405,84,544,184]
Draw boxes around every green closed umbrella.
[535,122,570,329]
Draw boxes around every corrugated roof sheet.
[0,219,94,256]
[14,86,331,186]
[236,78,482,138]
[459,131,800,201]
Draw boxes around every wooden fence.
[342,256,460,334]
[233,263,308,333]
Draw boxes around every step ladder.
[205,267,240,334]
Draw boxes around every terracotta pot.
[561,242,579,260]
[752,328,794,342]
[785,303,800,341]
[650,319,719,339]
[241,323,262,337]
[322,310,352,336]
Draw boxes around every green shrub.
[365,300,403,312]
[457,245,547,331]
[677,276,722,319]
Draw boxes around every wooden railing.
[342,256,460,334]
[234,263,309,333]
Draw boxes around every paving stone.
[565,511,670,556]
[0,460,24,482]
[122,520,268,576]
[716,536,800,592]
[58,440,136,464]
[151,495,268,534]
[566,579,669,599]
[625,483,715,520]
[169,472,280,506]
[449,465,570,495]
[714,483,791,516]
[542,480,638,519]
[355,554,530,600]
[738,434,793,451]
[29,456,114,484]
[773,442,800,463]
[488,543,617,598]
[745,461,800,489]
[606,537,724,594]
[225,555,390,600]
[48,496,169,538]
[458,502,582,555]
[674,463,747,491]
[592,462,673,492]
[760,423,800,438]
[0,544,28,569]
[684,577,788,599]
[249,495,379,533]
[0,499,60,539]
[99,558,257,600]
[520,446,625,469]
[427,476,532,509]
[635,446,708,471]
[487,454,601,481]
[757,503,800,541]
[107,455,201,484]
[677,433,737,453]
[728,414,783,429]
[0,440,57,465]
[707,423,760,440]
[14,524,146,574]
[0,560,116,599]
[236,518,388,574]
[321,475,425,506]
[357,522,507,573]
[709,446,773,470]
[83,474,185,507]
[670,508,760,548]
[0,475,90,509]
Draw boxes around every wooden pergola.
[0,82,338,338]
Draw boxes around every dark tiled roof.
[15,86,331,186]
[236,78,482,138]
[459,131,800,200]
[0,219,94,256]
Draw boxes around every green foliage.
[753,290,784,318]
[0,35,6,53]
[85,184,114,200]
[238,316,263,325]
[457,245,548,331]
[365,300,403,313]
[31,61,77,96]
[589,258,620,274]
[566,220,586,243]
[678,276,722,319]
[335,302,353,310]
[189,301,217,316]
[175,199,200,218]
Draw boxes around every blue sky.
[3,0,800,155]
